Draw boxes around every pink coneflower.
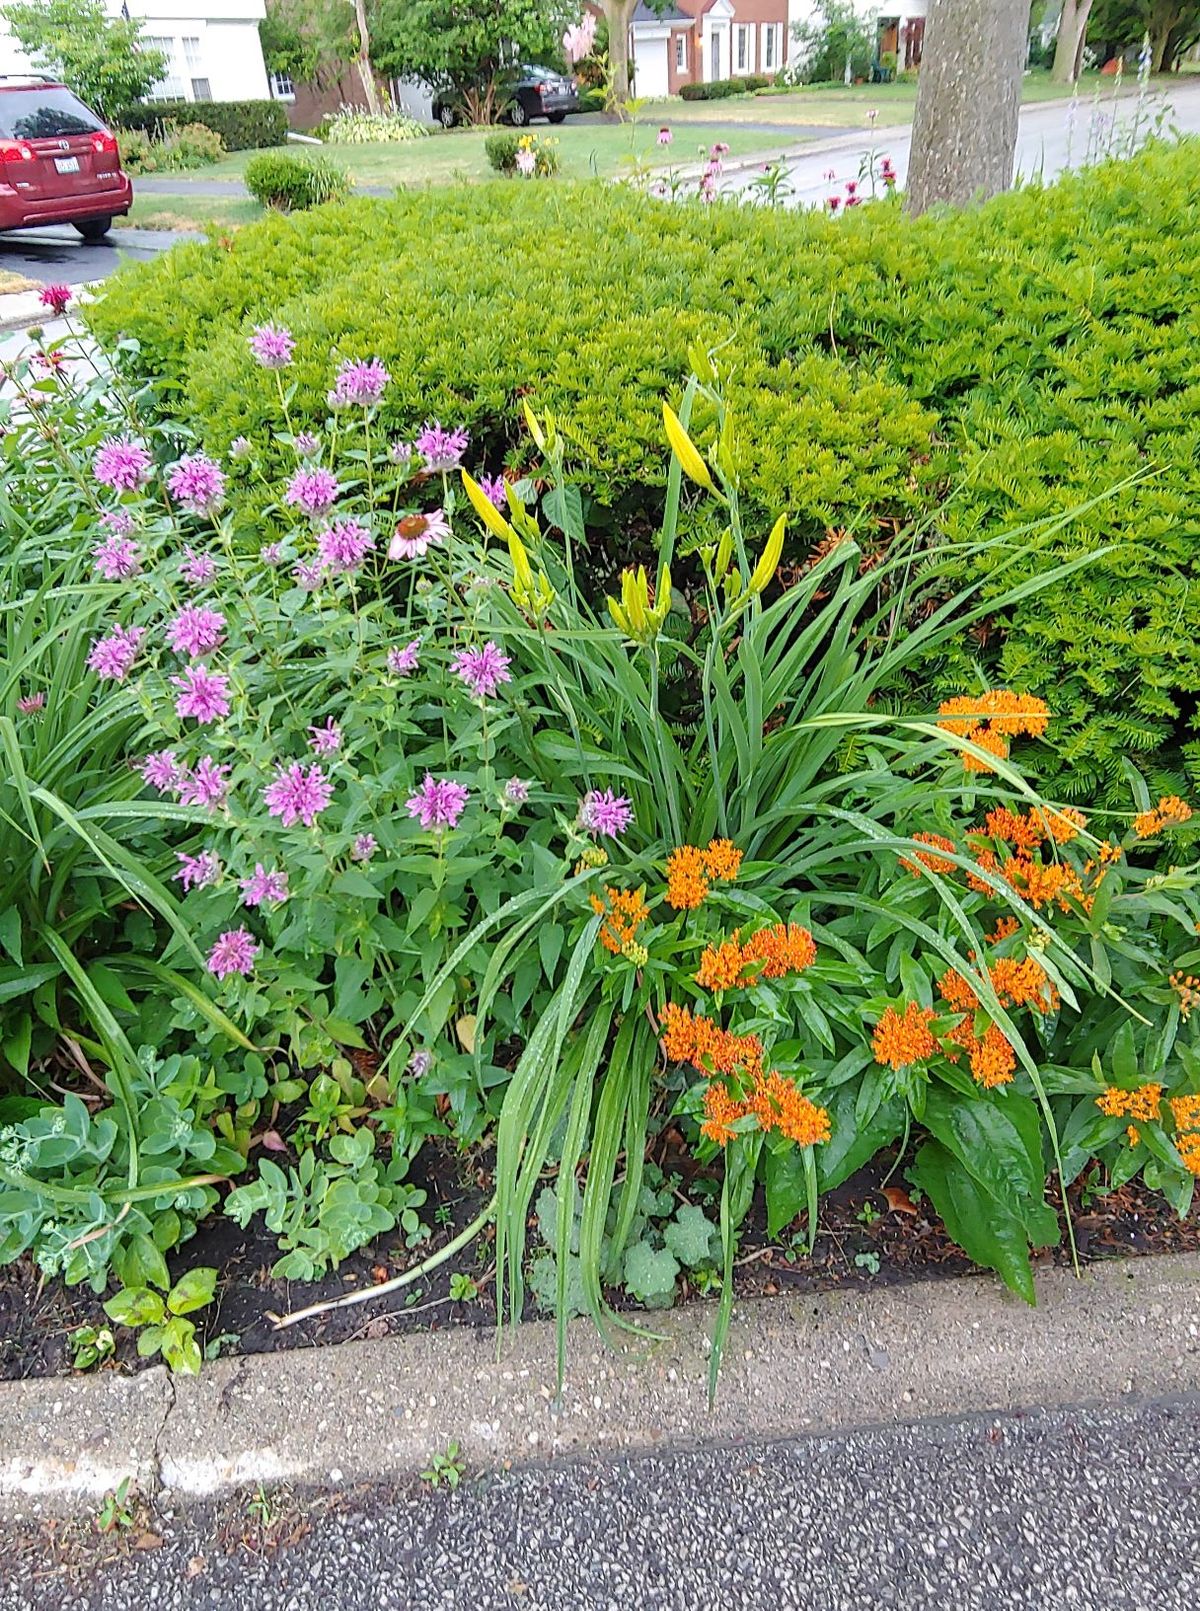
[451,641,512,701]
[141,749,182,792]
[844,179,858,197]
[248,323,295,369]
[99,510,135,538]
[167,605,226,658]
[87,624,144,683]
[17,691,45,715]
[503,776,529,805]
[316,518,374,574]
[92,534,141,581]
[515,147,537,178]
[657,127,672,147]
[33,349,64,375]
[177,756,231,809]
[240,863,289,907]
[478,474,507,509]
[406,774,469,831]
[329,357,390,409]
[175,850,221,891]
[351,832,377,862]
[578,788,633,839]
[261,542,284,567]
[308,717,342,755]
[295,431,320,458]
[387,509,451,560]
[826,195,842,212]
[263,761,334,828]
[39,283,72,316]
[94,436,152,493]
[414,423,469,473]
[168,453,226,518]
[207,927,259,980]
[172,664,231,725]
[710,141,730,158]
[285,466,340,519]
[180,547,217,587]
[294,560,324,591]
[387,639,421,676]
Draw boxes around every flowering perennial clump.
[1133,796,1193,838]
[589,886,650,955]
[665,838,742,911]
[937,689,1050,773]
[93,436,152,493]
[871,1003,938,1070]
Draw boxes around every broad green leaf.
[104,1286,166,1328]
[167,1266,218,1316]
[908,1140,1037,1306]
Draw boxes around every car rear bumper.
[0,175,133,231]
[537,94,579,114]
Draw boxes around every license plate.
[54,156,79,174]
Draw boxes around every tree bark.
[603,0,638,108]
[905,0,1029,216]
[1051,0,1093,82]
[352,0,381,115]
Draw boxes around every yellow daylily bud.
[648,563,672,633]
[607,596,630,633]
[723,568,742,603]
[662,402,715,492]
[717,412,737,481]
[622,566,650,637]
[522,398,546,451]
[462,469,513,542]
[714,528,733,581]
[749,514,786,596]
[687,344,716,385]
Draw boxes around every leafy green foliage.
[244,150,350,209]
[791,0,874,83]
[0,0,165,122]
[103,1264,217,1375]
[118,122,225,177]
[678,75,773,100]
[484,130,559,174]
[115,98,288,150]
[323,106,428,143]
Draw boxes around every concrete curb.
[669,120,912,182]
[0,287,62,335]
[2,1253,1197,1518]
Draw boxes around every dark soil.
[2,1143,1198,1383]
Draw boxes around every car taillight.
[91,130,119,155]
[0,140,34,163]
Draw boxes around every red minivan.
[0,76,133,240]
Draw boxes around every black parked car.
[433,66,580,129]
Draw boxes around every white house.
[0,0,271,105]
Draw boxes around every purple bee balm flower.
[167,605,226,659]
[261,542,284,567]
[316,518,374,575]
[207,926,259,980]
[229,436,253,461]
[504,776,530,805]
[17,691,45,715]
[387,509,450,561]
[407,1049,433,1078]
[99,510,135,538]
[86,624,144,683]
[406,773,469,832]
[248,323,295,369]
[330,356,390,409]
[39,283,72,316]
[451,641,512,701]
[141,749,182,792]
[175,850,221,891]
[350,832,377,862]
[478,474,508,510]
[94,436,152,493]
[263,761,334,828]
[240,862,289,907]
[285,466,340,519]
[177,756,232,810]
[172,664,232,725]
[92,534,141,581]
[293,559,324,592]
[414,422,469,474]
[387,639,421,676]
[168,453,226,518]
[388,440,413,466]
[295,431,320,458]
[180,547,217,587]
[578,788,633,839]
[308,717,342,755]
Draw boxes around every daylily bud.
[663,402,715,492]
[462,469,513,541]
[714,528,733,581]
[749,514,786,596]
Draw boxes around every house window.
[710,28,720,80]
[191,78,212,100]
[270,70,296,101]
[763,24,780,71]
[144,36,187,101]
[734,24,751,73]
[675,34,687,72]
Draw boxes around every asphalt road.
[0,224,169,289]
[8,1395,1200,1611]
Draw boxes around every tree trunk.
[1051,0,1093,82]
[603,0,637,108]
[352,0,381,115]
[905,0,1029,216]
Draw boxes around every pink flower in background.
[263,761,334,828]
[240,863,289,907]
[248,323,295,369]
[177,756,231,809]
[388,440,413,466]
[504,776,529,805]
[168,453,226,517]
[387,639,421,676]
[578,788,633,839]
[406,774,469,832]
[39,283,72,316]
[99,510,135,537]
[329,356,390,408]
[562,13,596,62]
[172,664,231,724]
[141,749,182,792]
[17,691,45,715]
[827,194,842,212]
[822,168,837,182]
[92,533,141,580]
[515,147,537,178]
[308,717,342,755]
[478,474,507,509]
[167,605,227,658]
[351,832,377,862]
[317,518,375,574]
[207,927,259,980]
[261,542,284,567]
[295,431,320,457]
[175,851,221,891]
[294,559,324,591]
[452,641,512,701]
[657,126,672,147]
[94,436,152,492]
[844,179,858,198]
[415,422,469,473]
[87,625,144,683]
[180,547,218,586]
[388,509,450,560]
[285,466,340,518]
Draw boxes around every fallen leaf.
[455,1014,477,1054]
[882,1186,918,1216]
[258,1130,287,1154]
[133,1531,163,1550]
[186,1555,207,1578]
[371,1265,389,1284]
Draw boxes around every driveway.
[0,225,179,289]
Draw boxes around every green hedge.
[243,151,350,209]
[115,98,287,151]
[679,75,772,99]
[87,142,1200,801]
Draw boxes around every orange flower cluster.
[1171,971,1200,1021]
[665,839,743,911]
[694,923,818,991]
[937,969,980,1014]
[1095,1083,1163,1122]
[589,886,650,955]
[700,1071,831,1148]
[982,805,1087,853]
[989,955,1060,1013]
[696,934,745,991]
[700,1081,746,1146]
[1169,1094,1200,1175]
[1133,795,1192,839]
[872,1003,938,1070]
[1001,854,1087,915]
[900,831,957,877]
[659,1002,763,1077]
[988,915,1021,945]
[948,1021,1016,1088]
[937,690,1050,774]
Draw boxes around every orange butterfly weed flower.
[747,1070,831,1147]
[1176,1131,1200,1176]
[981,691,1050,738]
[983,807,1044,854]
[900,831,957,876]
[937,690,1049,774]
[1169,1093,1200,1132]
[589,885,650,955]
[968,1024,1017,1088]
[962,726,1010,775]
[1134,795,1193,839]
[988,915,1021,945]
[665,845,709,910]
[696,934,745,992]
[938,968,979,1014]
[989,955,1060,1014]
[1003,855,1080,913]
[1095,1083,1162,1123]
[872,1003,938,1070]
[1045,805,1087,845]
[967,847,1003,895]
[1126,1124,1141,1147]
[702,838,743,882]
[659,1003,762,1077]
[700,1082,747,1146]
[741,922,817,981]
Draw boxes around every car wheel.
[438,104,456,129]
[548,112,566,123]
[74,217,113,243]
[510,101,528,126]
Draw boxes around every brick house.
[630,0,792,96]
